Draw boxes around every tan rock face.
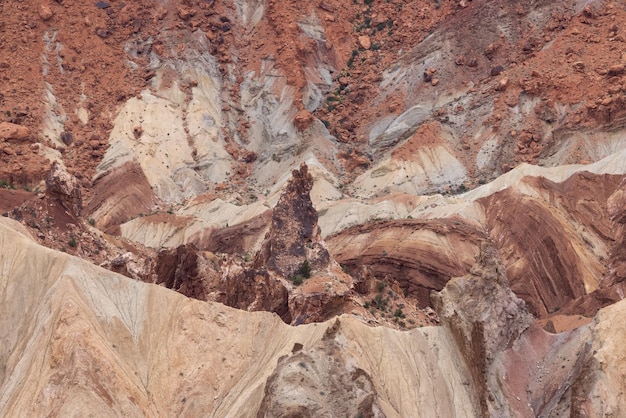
[433,243,533,416]
[257,320,384,418]
[4,0,626,415]
[0,219,482,417]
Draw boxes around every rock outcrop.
[433,242,533,416]
[45,162,82,216]
[255,163,330,278]
[432,242,604,417]
[257,320,384,418]
[0,218,481,417]
[328,217,484,307]
[155,244,211,301]
[0,122,31,143]
[155,245,292,322]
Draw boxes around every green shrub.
[298,260,312,278]
[373,294,388,310]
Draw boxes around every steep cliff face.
[432,243,599,417]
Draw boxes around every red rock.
[177,7,196,20]
[0,122,31,142]
[294,109,314,131]
[496,77,509,91]
[358,35,371,50]
[608,64,625,76]
[45,162,82,216]
[39,4,53,21]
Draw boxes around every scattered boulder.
[0,122,31,143]
[294,109,314,131]
[358,35,371,50]
[608,64,625,76]
[39,4,53,21]
[177,7,196,20]
[490,65,504,76]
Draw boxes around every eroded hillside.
[1,0,626,415]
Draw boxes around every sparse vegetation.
[0,179,15,189]
[394,308,405,319]
[297,260,312,279]
[88,218,96,226]
[373,293,388,310]
[68,236,78,248]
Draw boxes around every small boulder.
[358,35,371,50]
[294,109,314,131]
[608,64,625,76]
[39,4,53,21]
[0,122,31,143]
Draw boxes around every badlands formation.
[1,0,626,416]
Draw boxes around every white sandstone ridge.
[0,217,479,417]
[321,143,626,236]
[96,66,231,204]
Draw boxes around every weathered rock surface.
[255,163,331,278]
[328,218,484,307]
[45,162,82,216]
[257,320,384,417]
[0,218,480,417]
[0,122,31,142]
[86,161,159,234]
[433,243,533,416]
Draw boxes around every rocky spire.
[255,163,330,278]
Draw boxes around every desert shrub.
[298,260,312,279]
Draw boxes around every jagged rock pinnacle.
[255,163,330,278]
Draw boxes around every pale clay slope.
[119,155,342,250]
[117,144,626,250]
[96,24,339,205]
[0,218,479,417]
